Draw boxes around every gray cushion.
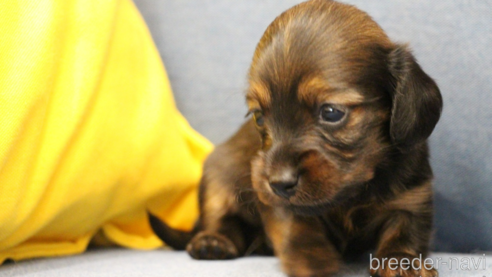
[132,0,492,252]
[1,249,491,277]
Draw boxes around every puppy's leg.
[187,121,262,260]
[370,185,437,277]
[186,179,246,260]
[260,205,340,277]
[187,218,245,260]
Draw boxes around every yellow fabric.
[0,0,212,263]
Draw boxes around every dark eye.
[253,111,265,127]
[320,104,345,123]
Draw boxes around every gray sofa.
[2,0,491,276]
[1,250,491,277]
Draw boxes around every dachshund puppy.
[149,1,442,276]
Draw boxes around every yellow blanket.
[0,0,212,262]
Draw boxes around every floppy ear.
[387,45,443,149]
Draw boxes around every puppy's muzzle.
[269,167,298,199]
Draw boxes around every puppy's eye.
[253,111,265,127]
[320,104,345,123]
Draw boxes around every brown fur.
[150,1,442,276]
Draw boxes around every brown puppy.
[149,1,442,276]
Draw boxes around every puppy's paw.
[370,253,438,277]
[186,231,238,260]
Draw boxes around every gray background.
[132,0,492,252]
[1,249,490,277]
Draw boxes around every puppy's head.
[247,0,442,213]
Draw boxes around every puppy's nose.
[270,181,297,199]
[269,171,298,199]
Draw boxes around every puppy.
[149,1,442,276]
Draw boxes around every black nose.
[270,181,297,199]
[270,178,297,198]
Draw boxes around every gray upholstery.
[133,0,492,252]
[1,249,491,277]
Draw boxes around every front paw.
[186,231,238,260]
[370,253,438,277]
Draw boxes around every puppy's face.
[247,0,441,214]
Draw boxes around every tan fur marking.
[247,82,271,108]
[318,90,365,105]
[345,106,366,128]
[297,76,332,106]
[261,207,340,276]
[387,182,433,213]
[377,218,417,258]
[202,180,237,231]
[298,76,365,107]
[267,210,291,255]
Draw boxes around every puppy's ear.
[387,45,442,149]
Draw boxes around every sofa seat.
[1,249,490,277]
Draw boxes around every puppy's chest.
[322,203,381,255]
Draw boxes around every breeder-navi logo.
[370,253,487,273]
